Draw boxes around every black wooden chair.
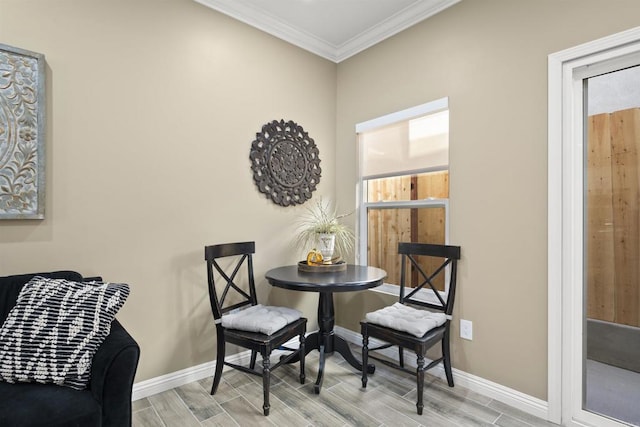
[205,241,306,416]
[360,242,461,415]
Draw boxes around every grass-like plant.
[294,198,355,259]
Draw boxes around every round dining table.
[265,264,387,393]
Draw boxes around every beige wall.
[3,0,640,403]
[335,0,640,400]
[0,0,336,382]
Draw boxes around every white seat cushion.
[221,304,302,335]
[365,302,447,337]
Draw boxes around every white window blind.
[358,99,449,179]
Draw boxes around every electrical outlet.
[460,319,473,340]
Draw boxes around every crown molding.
[194,0,461,63]
[335,0,461,62]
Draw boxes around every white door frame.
[548,26,640,426]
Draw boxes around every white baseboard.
[132,361,214,401]
[335,326,549,421]
[133,327,549,421]
[132,351,250,401]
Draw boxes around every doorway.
[548,26,640,427]
[585,66,640,426]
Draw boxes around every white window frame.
[356,97,450,302]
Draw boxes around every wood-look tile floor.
[133,347,559,427]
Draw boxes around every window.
[356,98,450,299]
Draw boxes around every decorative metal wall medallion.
[0,43,46,219]
[250,119,321,206]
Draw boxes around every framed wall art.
[0,43,46,219]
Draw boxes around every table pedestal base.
[284,292,376,393]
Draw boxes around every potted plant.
[295,198,355,263]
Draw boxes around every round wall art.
[249,119,321,207]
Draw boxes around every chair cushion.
[221,304,302,335]
[0,276,129,390]
[365,302,447,337]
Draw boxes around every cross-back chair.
[360,242,461,415]
[205,241,306,416]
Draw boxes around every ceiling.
[193,0,461,63]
